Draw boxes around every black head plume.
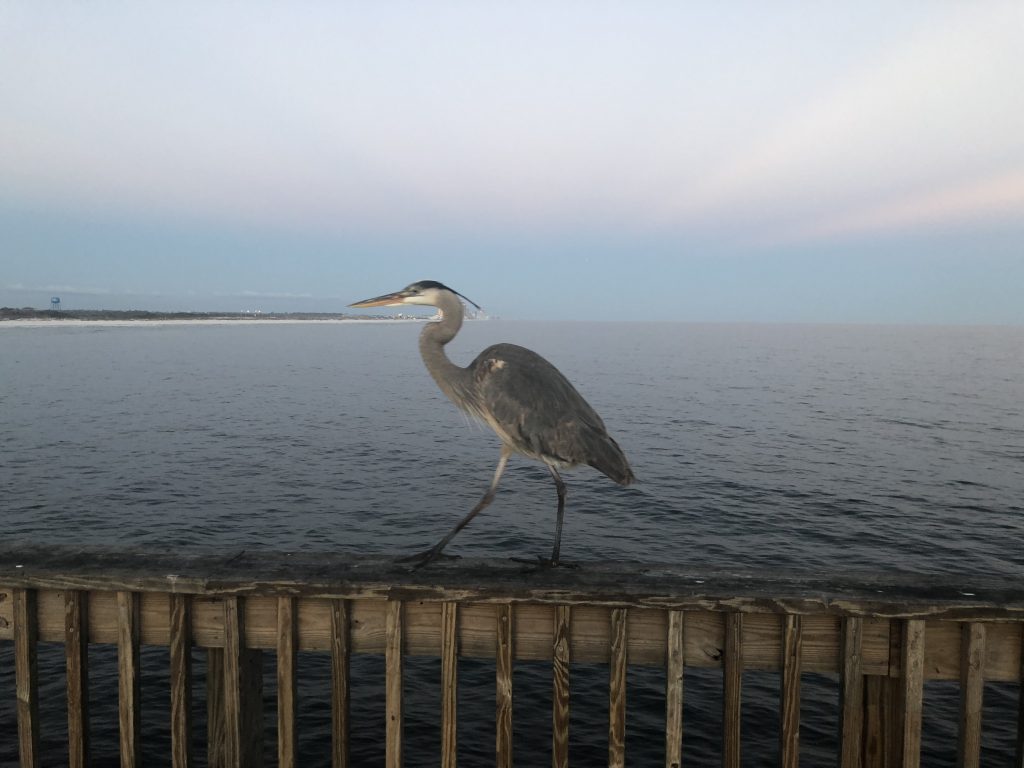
[408,280,481,310]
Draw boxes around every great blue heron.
[350,280,634,566]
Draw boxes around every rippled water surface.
[2,320,1023,765]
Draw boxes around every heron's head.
[349,280,480,310]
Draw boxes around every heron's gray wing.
[469,343,632,484]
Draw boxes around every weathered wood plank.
[277,596,298,768]
[553,605,571,768]
[900,619,926,768]
[65,589,90,768]
[886,622,903,768]
[14,588,40,768]
[958,622,985,768]
[330,599,351,768]
[609,608,628,768]
[863,675,884,768]
[441,601,458,768]
[496,603,514,768]
[222,597,264,768]
[223,597,244,768]
[5,584,1024,681]
[117,591,142,768]
[723,613,743,768]
[1017,622,1024,768]
[207,648,226,768]
[169,593,193,768]
[386,600,404,768]
[665,610,684,768]
[5,543,1024,622]
[838,617,864,768]
[780,614,802,768]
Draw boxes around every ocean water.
[1,320,1023,765]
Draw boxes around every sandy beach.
[0,317,426,328]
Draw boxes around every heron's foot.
[397,548,459,570]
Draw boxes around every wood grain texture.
[14,588,40,768]
[723,613,743,768]
[223,596,244,768]
[330,599,351,768]
[863,675,884,768]
[277,597,298,768]
[900,619,926,768]
[65,590,90,768]
[117,591,142,768]
[1017,623,1024,768]
[386,600,404,768]
[838,617,864,768]
[957,623,985,768]
[780,614,802,768]
[496,603,514,768]
[207,649,226,768]
[169,593,193,768]
[221,597,264,768]
[552,605,571,768]
[3,582,1024,682]
[609,608,628,768]
[4,542,1024,621]
[441,602,458,768]
[664,610,684,768]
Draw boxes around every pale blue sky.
[2,2,1022,321]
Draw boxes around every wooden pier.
[2,542,1024,766]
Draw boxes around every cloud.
[662,3,1024,242]
[235,290,315,300]
[4,282,117,296]
[784,168,1024,243]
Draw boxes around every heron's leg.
[404,447,511,568]
[548,465,567,566]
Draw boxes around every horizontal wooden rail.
[2,543,1024,768]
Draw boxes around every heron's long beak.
[349,290,408,308]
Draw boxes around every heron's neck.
[418,292,475,407]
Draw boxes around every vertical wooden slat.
[609,608,628,768]
[958,622,986,768]
[386,600,404,768]
[838,617,864,768]
[780,614,802,768]
[170,594,193,768]
[65,590,90,768]
[496,603,514,768]
[14,588,40,768]
[723,613,743,768]
[223,596,244,768]
[277,596,298,768]
[219,598,264,768]
[441,601,458,768]
[1017,622,1024,768]
[331,599,351,768]
[887,623,903,768]
[552,604,572,768]
[863,675,885,768]
[207,648,226,768]
[665,610,684,768]
[900,619,926,768]
[118,591,142,768]
[221,597,263,768]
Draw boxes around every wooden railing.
[2,543,1024,767]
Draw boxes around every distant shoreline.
[0,308,423,325]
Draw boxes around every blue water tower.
[51,296,61,311]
